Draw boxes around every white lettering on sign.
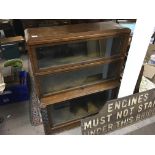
[83,114,113,130]
[107,92,149,113]
[81,89,155,135]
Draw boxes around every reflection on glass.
[36,36,123,68]
[40,61,120,95]
[48,88,119,126]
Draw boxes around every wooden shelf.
[41,79,120,106]
[35,55,124,76]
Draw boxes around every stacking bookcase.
[25,21,130,134]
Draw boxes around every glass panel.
[36,36,124,69]
[47,88,119,126]
[40,61,121,95]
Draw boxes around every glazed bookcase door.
[32,35,126,71]
[38,60,122,97]
[47,88,119,127]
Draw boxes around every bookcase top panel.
[25,21,130,45]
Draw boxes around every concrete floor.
[1,100,155,135]
[0,102,44,135]
[128,122,155,135]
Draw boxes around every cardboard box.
[144,44,155,63]
[143,64,155,83]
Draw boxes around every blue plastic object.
[0,71,30,105]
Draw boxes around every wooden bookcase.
[25,21,130,134]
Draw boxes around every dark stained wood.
[121,33,130,55]
[27,46,41,96]
[49,119,81,135]
[31,33,125,48]
[134,65,144,93]
[25,21,130,45]
[25,21,131,134]
[35,56,124,76]
[0,36,24,45]
[41,79,120,106]
[27,46,40,75]
[46,111,99,134]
